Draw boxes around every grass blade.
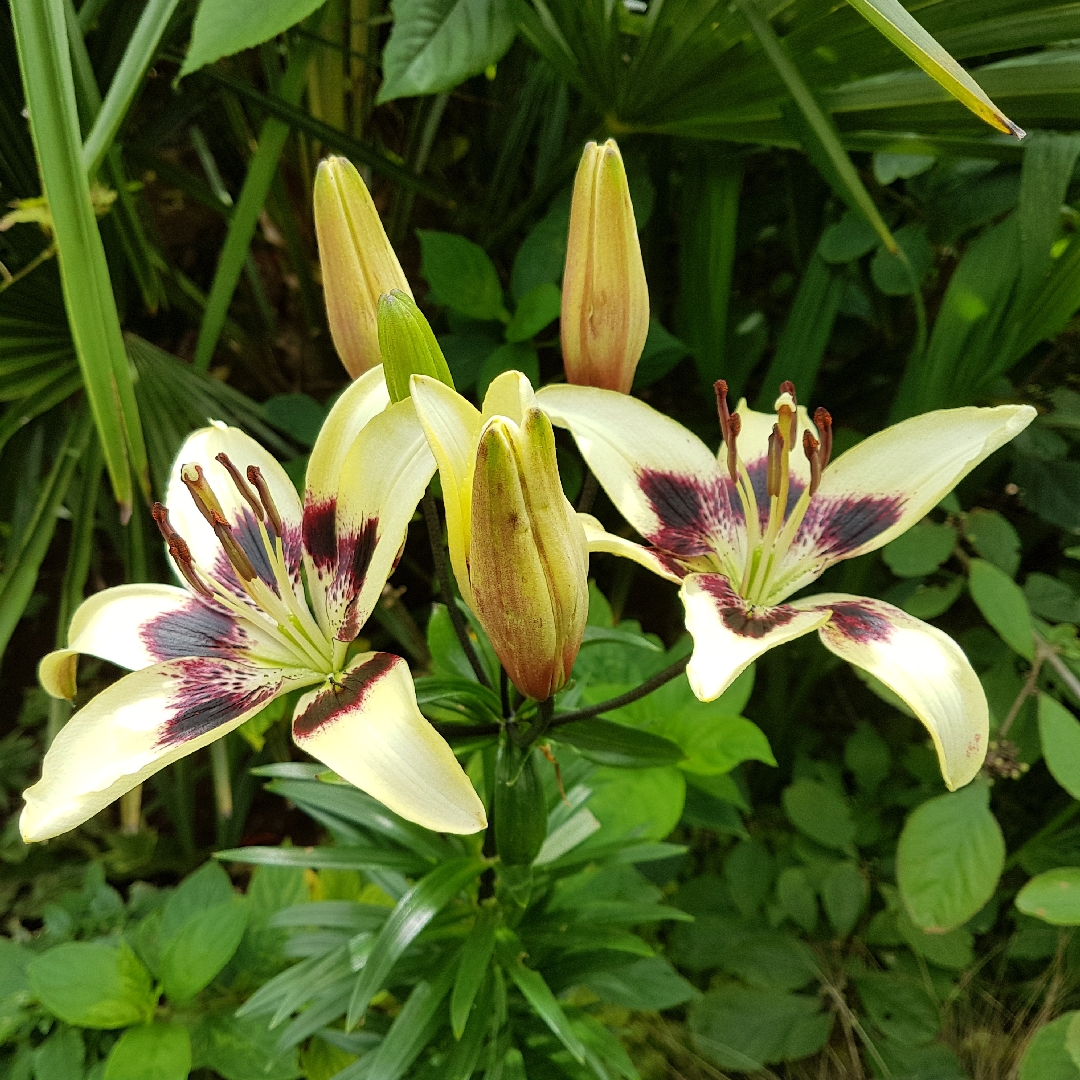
[11,0,148,516]
[843,0,1024,138]
[192,36,313,371]
[81,0,182,176]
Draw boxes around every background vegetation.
[4,0,1080,1077]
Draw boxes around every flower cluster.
[21,141,1034,844]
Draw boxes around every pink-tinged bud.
[561,139,649,394]
[469,408,589,701]
[314,156,412,379]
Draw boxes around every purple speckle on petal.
[156,659,279,748]
[699,574,798,639]
[638,469,735,557]
[141,599,246,661]
[293,652,397,740]
[826,602,894,644]
[799,494,905,561]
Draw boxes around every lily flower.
[410,371,589,701]
[24,367,486,842]
[537,380,1035,789]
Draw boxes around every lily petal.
[782,404,1036,577]
[799,593,988,790]
[578,514,685,584]
[481,369,536,426]
[326,399,436,640]
[291,652,486,834]
[39,584,259,699]
[22,658,314,842]
[681,573,831,701]
[411,374,484,607]
[165,424,304,598]
[537,384,740,562]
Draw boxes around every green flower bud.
[377,290,455,404]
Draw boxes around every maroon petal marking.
[140,598,248,661]
[156,659,282,748]
[699,573,799,638]
[795,493,905,562]
[293,652,397,739]
[332,517,379,640]
[822,600,894,644]
[303,497,338,572]
[637,468,739,557]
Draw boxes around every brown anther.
[216,452,264,521]
[803,430,822,495]
[214,519,258,582]
[766,424,783,499]
[714,379,732,444]
[726,412,742,481]
[813,407,833,469]
[779,380,796,405]
[151,501,213,599]
[247,466,282,538]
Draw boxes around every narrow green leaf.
[968,558,1035,660]
[11,0,147,512]
[843,0,1024,138]
[446,971,494,1080]
[215,845,431,875]
[0,407,91,661]
[737,0,897,256]
[367,953,458,1080]
[451,904,498,1038]
[553,719,687,769]
[81,0,182,175]
[193,36,313,371]
[496,935,587,1063]
[0,367,82,458]
[347,856,486,1027]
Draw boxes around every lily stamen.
[151,502,213,600]
[814,407,833,468]
[804,430,822,495]
[215,452,264,521]
[248,466,282,538]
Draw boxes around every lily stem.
[421,491,492,689]
[577,469,599,514]
[210,739,233,822]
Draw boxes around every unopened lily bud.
[378,290,455,403]
[314,156,412,378]
[561,139,649,394]
[469,408,589,701]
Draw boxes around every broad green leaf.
[451,904,498,1037]
[819,211,878,264]
[28,941,156,1028]
[104,1024,191,1080]
[159,898,248,1002]
[718,930,818,991]
[822,861,868,937]
[497,936,587,1063]
[689,986,833,1071]
[505,282,561,343]
[1039,694,1080,800]
[853,973,940,1046]
[782,780,855,850]
[583,957,697,1010]
[964,508,1021,577]
[1017,868,1080,926]
[776,868,818,933]
[844,724,891,792]
[968,557,1035,659]
[476,342,539,401]
[1018,1013,1080,1080]
[554,719,686,769]
[160,861,236,941]
[33,1029,83,1080]
[579,767,686,850]
[348,856,486,1025]
[378,0,517,102]
[180,0,327,77]
[418,230,509,321]
[883,520,957,577]
[262,394,327,450]
[871,223,933,296]
[843,0,1023,137]
[897,781,1005,931]
[724,840,775,919]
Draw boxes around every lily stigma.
[538,380,1036,790]
[23,367,485,842]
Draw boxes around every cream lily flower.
[23,366,486,842]
[537,380,1036,790]
[410,370,589,701]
